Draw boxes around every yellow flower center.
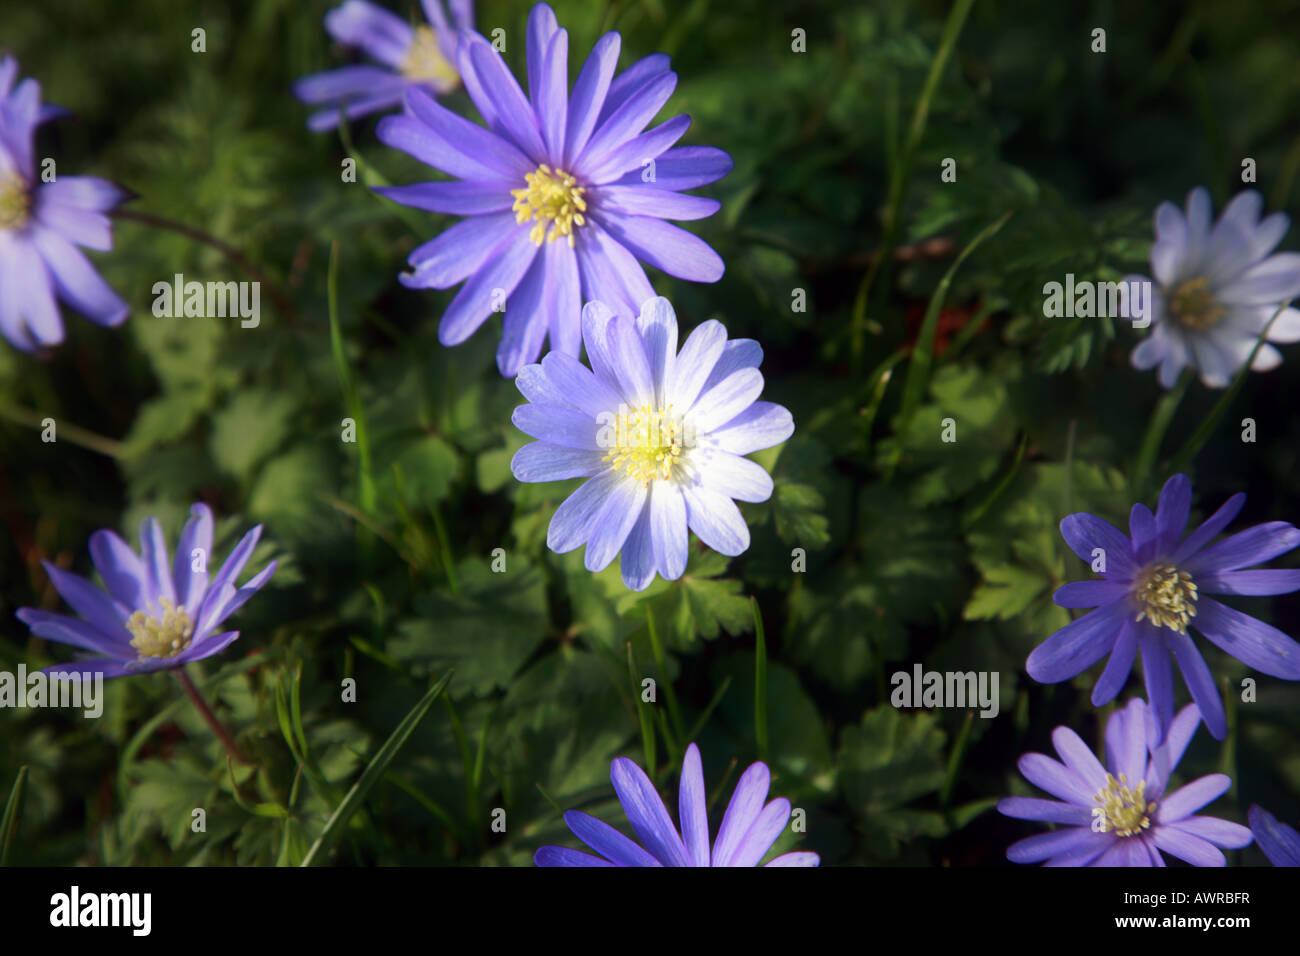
[398,25,459,87]
[511,164,587,247]
[1133,563,1198,633]
[1167,277,1226,330]
[601,405,687,484]
[1093,773,1157,837]
[0,168,31,231]
[126,598,195,660]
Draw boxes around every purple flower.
[1248,805,1300,866]
[1027,473,1300,741]
[1129,187,1300,388]
[535,742,818,867]
[16,504,277,679]
[998,699,1252,866]
[0,56,128,353]
[509,296,792,591]
[375,2,732,376]
[293,0,474,133]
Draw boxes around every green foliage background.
[2,0,1300,865]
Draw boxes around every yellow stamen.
[126,598,195,660]
[398,25,459,88]
[1133,563,1198,633]
[0,168,31,231]
[1093,773,1157,838]
[510,164,587,247]
[601,405,685,484]
[1167,277,1226,330]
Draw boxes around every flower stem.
[0,402,125,458]
[1131,367,1192,497]
[112,208,300,327]
[175,669,251,765]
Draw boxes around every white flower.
[1129,187,1300,388]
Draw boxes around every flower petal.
[1193,597,1300,679]
[1026,602,1126,684]
[609,756,691,866]
[677,743,710,867]
[562,810,662,866]
[510,441,606,482]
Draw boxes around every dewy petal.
[1092,620,1138,706]
[1154,474,1192,556]
[564,33,620,166]
[597,212,724,283]
[1169,815,1252,849]
[88,529,148,611]
[710,762,770,866]
[699,451,773,503]
[1051,726,1108,790]
[1248,805,1300,866]
[1007,827,1103,864]
[1017,753,1095,806]
[324,0,413,68]
[1184,521,1300,574]
[667,319,727,411]
[577,72,677,172]
[547,470,621,553]
[691,367,763,433]
[373,179,514,215]
[401,87,534,179]
[562,810,662,867]
[534,845,616,867]
[524,1,559,109]
[1025,601,1126,684]
[764,851,820,867]
[609,756,692,866]
[1156,774,1231,823]
[618,502,656,592]
[510,441,606,482]
[710,402,793,456]
[1193,597,1300,679]
[17,608,129,658]
[597,53,670,127]
[497,244,553,377]
[649,482,688,581]
[467,41,547,161]
[1202,569,1300,595]
[1167,629,1226,740]
[682,483,749,556]
[41,562,128,626]
[725,798,791,868]
[1152,826,1225,867]
[634,296,678,403]
[172,503,214,619]
[677,743,711,866]
[29,228,129,326]
[611,145,733,191]
[574,222,655,320]
[1104,698,1150,788]
[1145,703,1201,793]
[584,477,647,572]
[997,797,1094,826]
[401,212,519,291]
[512,403,600,449]
[438,230,538,346]
[1053,579,1129,609]
[535,29,569,161]
[1058,513,1138,580]
[1139,626,1176,742]
[1171,492,1246,563]
[583,115,691,185]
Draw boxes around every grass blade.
[300,670,453,866]
[0,767,28,865]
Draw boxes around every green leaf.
[209,387,298,482]
[300,670,453,867]
[772,481,831,550]
[0,766,28,865]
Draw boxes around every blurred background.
[2,0,1299,865]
